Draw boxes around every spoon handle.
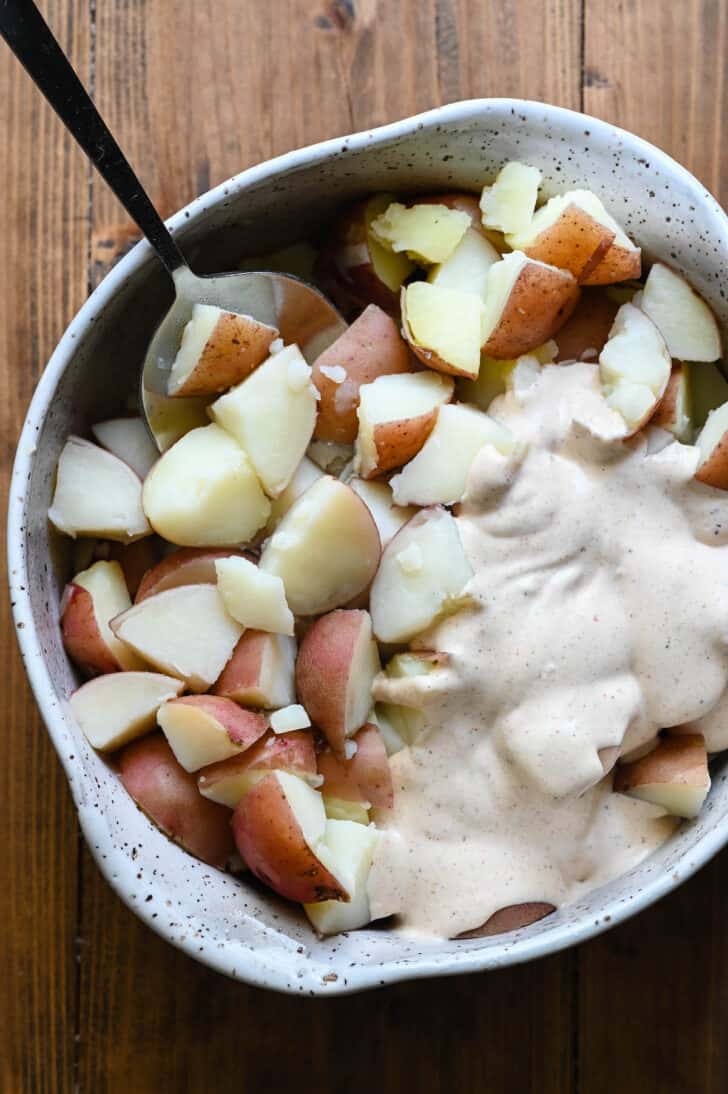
[0,0,186,275]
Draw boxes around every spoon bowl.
[142,267,346,450]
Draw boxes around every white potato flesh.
[506,188,637,253]
[259,476,381,615]
[156,701,254,772]
[641,263,721,362]
[268,456,324,527]
[91,417,159,479]
[480,162,542,235]
[599,303,671,429]
[369,706,407,756]
[168,303,220,391]
[696,401,728,465]
[211,344,318,497]
[70,560,145,670]
[606,382,658,428]
[390,403,514,506]
[623,782,709,820]
[427,228,500,297]
[215,556,294,635]
[349,478,416,547]
[49,436,150,541]
[140,424,268,547]
[369,202,470,264]
[370,507,474,643]
[355,370,454,478]
[304,819,379,934]
[269,704,311,733]
[458,356,515,410]
[403,282,485,378]
[111,584,243,692]
[278,770,328,847]
[323,797,371,824]
[70,671,184,750]
[142,423,269,547]
[481,251,559,345]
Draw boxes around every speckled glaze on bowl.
[8,99,728,995]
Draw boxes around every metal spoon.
[0,0,346,450]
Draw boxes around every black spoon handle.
[0,0,186,275]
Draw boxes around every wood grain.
[2,0,728,1091]
[583,0,728,203]
[0,3,90,1092]
[578,3,728,1090]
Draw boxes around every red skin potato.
[295,609,377,755]
[199,729,317,792]
[317,723,393,809]
[231,772,348,903]
[135,547,251,602]
[118,733,235,869]
[161,695,269,750]
[61,583,120,676]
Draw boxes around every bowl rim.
[8,96,728,995]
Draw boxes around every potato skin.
[366,410,440,479]
[582,241,642,286]
[613,733,708,792]
[456,902,556,939]
[172,312,277,397]
[554,288,619,363]
[232,773,347,903]
[119,733,236,868]
[483,263,579,359]
[520,203,616,282]
[61,583,120,676]
[313,305,413,444]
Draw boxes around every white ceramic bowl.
[9,99,728,995]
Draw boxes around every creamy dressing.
[368,362,728,939]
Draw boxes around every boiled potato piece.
[349,478,416,547]
[260,476,381,615]
[110,584,244,692]
[168,303,277,397]
[312,304,412,444]
[61,559,144,675]
[481,252,579,359]
[49,436,150,542]
[390,403,514,506]
[599,303,671,432]
[91,417,159,479]
[401,282,485,379]
[613,734,710,819]
[427,228,500,297]
[370,507,473,642]
[211,344,317,497]
[304,819,379,935]
[507,189,641,285]
[355,370,454,479]
[369,202,470,264]
[231,771,349,903]
[215,555,294,635]
[70,672,184,751]
[479,161,541,235]
[641,263,721,362]
[142,423,270,546]
[695,399,728,488]
[652,364,692,443]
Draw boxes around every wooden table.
[1,1,727,1090]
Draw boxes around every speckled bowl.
[8,99,728,995]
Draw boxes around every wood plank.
[579,1,728,1090]
[0,2,90,1091]
[78,2,582,1091]
[79,877,576,1094]
[583,0,728,202]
